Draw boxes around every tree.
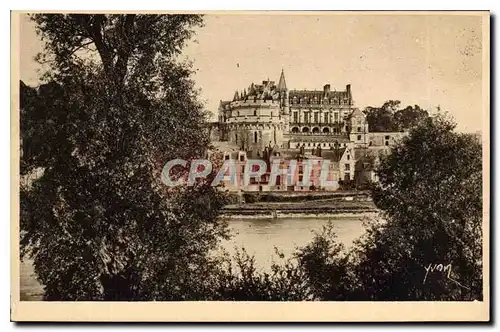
[364,101,399,132]
[393,105,429,131]
[199,112,483,302]
[275,115,483,301]
[351,115,483,300]
[20,14,231,300]
[365,100,429,132]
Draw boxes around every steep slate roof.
[277,69,287,92]
[321,148,347,162]
[289,89,351,101]
[233,91,240,101]
[350,108,365,117]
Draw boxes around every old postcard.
[11,11,490,322]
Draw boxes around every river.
[20,214,372,300]
[221,214,371,270]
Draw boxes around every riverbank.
[222,191,378,217]
[222,211,378,219]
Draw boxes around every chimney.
[346,84,352,104]
[323,84,331,94]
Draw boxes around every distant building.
[209,70,407,192]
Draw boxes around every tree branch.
[80,15,113,75]
[67,40,95,57]
[114,14,136,86]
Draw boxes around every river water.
[221,214,371,270]
[20,214,371,300]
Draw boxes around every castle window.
[345,164,350,171]
[357,127,362,132]
[385,141,389,146]
[235,133,238,143]
[254,132,258,143]
[357,135,362,141]
[385,135,390,140]
[225,155,230,160]
[271,111,273,117]
[254,110,257,116]
[347,155,350,160]
[240,155,245,162]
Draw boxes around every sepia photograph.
[11,11,490,321]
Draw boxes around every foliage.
[293,223,353,300]
[207,248,311,301]
[362,114,483,300]
[20,14,232,300]
[215,115,483,301]
[365,100,429,132]
[20,14,483,302]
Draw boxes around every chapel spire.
[277,68,287,92]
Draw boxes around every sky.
[19,13,485,133]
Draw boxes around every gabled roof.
[350,108,365,117]
[321,148,347,162]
